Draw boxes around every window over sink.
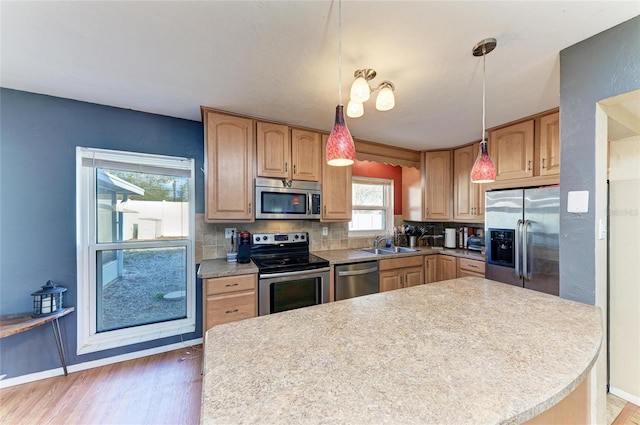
[349,176,394,237]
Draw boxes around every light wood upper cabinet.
[402,166,423,222]
[424,150,453,221]
[489,120,535,181]
[256,124,321,182]
[539,112,560,176]
[256,122,290,179]
[321,134,352,221]
[203,110,255,222]
[291,129,321,181]
[453,143,485,222]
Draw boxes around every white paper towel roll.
[444,228,457,248]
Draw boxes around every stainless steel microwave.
[255,178,321,220]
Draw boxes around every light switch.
[567,191,589,213]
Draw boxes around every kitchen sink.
[359,246,419,255]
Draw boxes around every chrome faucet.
[373,235,387,248]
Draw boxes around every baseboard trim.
[0,337,202,389]
[610,386,640,406]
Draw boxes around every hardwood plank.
[612,402,640,425]
[0,346,202,425]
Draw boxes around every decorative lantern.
[31,280,67,317]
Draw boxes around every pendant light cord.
[482,45,486,143]
[338,0,343,104]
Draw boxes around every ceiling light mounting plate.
[472,38,497,57]
[354,68,377,81]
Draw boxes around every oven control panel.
[252,232,308,245]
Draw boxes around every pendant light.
[325,0,355,167]
[470,38,497,183]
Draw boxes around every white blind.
[79,147,193,177]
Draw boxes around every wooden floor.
[0,345,202,425]
[610,393,640,425]
[1,346,638,425]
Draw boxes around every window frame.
[76,147,196,355]
[349,176,394,237]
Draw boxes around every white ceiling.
[1,1,639,151]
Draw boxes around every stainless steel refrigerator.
[484,186,560,295]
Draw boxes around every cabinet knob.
[285,162,288,172]
[225,283,239,287]
[225,309,239,314]
[528,160,532,171]
[248,202,252,213]
[293,164,297,174]
[542,158,546,169]
[324,205,327,214]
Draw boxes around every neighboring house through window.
[76,147,195,354]
[349,176,394,237]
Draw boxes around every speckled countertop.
[198,248,483,278]
[201,277,602,425]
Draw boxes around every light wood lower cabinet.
[379,256,424,292]
[424,255,438,284]
[437,255,457,281]
[457,257,485,278]
[203,274,257,333]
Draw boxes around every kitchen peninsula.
[201,277,602,424]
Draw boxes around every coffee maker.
[237,231,251,264]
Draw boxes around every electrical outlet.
[322,226,328,236]
[225,228,236,239]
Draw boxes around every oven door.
[258,268,330,316]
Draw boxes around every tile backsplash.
[195,214,405,263]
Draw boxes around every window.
[76,147,195,354]
[349,176,394,236]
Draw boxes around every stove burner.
[260,259,287,267]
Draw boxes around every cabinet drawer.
[206,274,256,296]
[206,291,256,328]
[458,269,485,278]
[379,255,423,271]
[458,258,485,274]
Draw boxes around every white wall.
[609,134,640,404]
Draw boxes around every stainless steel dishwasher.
[335,261,379,301]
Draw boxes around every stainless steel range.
[251,232,330,316]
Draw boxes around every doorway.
[598,90,640,407]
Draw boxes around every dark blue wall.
[0,88,204,378]
[559,16,640,304]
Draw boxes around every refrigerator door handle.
[523,220,532,280]
[515,219,523,278]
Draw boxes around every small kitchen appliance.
[250,232,330,315]
[466,236,485,252]
[444,228,457,248]
[237,231,252,264]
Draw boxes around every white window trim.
[349,176,394,238]
[76,147,196,355]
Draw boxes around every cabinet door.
[204,111,255,222]
[291,129,321,182]
[453,144,475,221]
[402,166,423,222]
[424,255,438,283]
[403,265,424,287]
[539,112,560,176]
[437,255,457,281]
[256,122,290,179]
[489,120,534,180]
[424,150,452,220]
[321,135,352,221]
[379,270,401,292]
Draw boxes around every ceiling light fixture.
[325,0,355,167]
[470,38,498,183]
[347,69,396,118]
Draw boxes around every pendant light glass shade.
[350,76,371,102]
[375,83,395,111]
[347,99,364,118]
[326,105,355,166]
[470,140,496,183]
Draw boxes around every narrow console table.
[0,307,74,376]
